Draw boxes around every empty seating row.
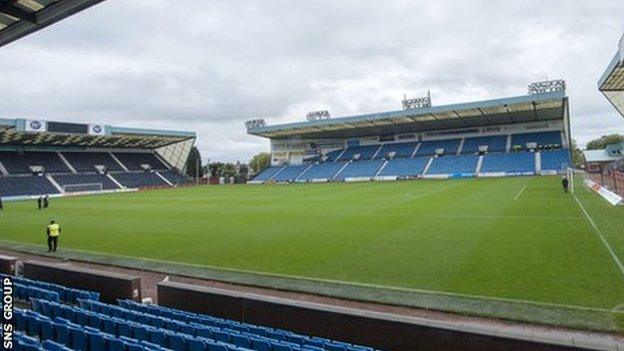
[114,153,169,171]
[335,160,384,180]
[159,170,192,185]
[376,142,418,159]
[6,274,99,303]
[111,172,169,188]
[0,176,59,197]
[15,308,169,351]
[480,152,535,174]
[377,157,429,177]
[337,145,380,161]
[540,149,571,172]
[461,135,507,154]
[511,131,561,149]
[117,300,376,351]
[14,331,73,351]
[427,155,479,175]
[252,167,283,181]
[62,152,124,172]
[0,151,70,174]
[272,165,307,182]
[297,162,346,181]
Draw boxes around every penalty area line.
[513,185,527,201]
[573,193,624,281]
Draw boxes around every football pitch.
[1,176,624,328]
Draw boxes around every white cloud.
[0,0,623,161]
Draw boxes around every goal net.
[63,183,103,193]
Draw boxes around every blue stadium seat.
[297,162,347,181]
[416,139,461,156]
[480,152,535,174]
[111,172,169,188]
[0,176,60,197]
[540,149,571,172]
[511,131,562,149]
[426,155,479,175]
[337,145,380,161]
[378,157,429,177]
[62,152,125,172]
[0,151,70,174]
[335,160,384,180]
[272,165,308,182]
[113,152,169,171]
[252,166,283,181]
[377,142,418,158]
[461,135,507,154]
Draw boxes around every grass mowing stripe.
[573,193,624,280]
[0,238,618,315]
[513,184,527,201]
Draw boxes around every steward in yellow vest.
[46,220,61,252]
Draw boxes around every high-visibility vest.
[48,224,60,237]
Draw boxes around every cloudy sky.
[0,1,623,162]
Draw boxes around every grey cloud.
[0,0,623,162]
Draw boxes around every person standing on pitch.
[46,220,61,252]
[43,195,49,209]
[0,196,3,212]
[37,196,43,210]
[561,175,569,193]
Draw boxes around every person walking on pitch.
[561,175,569,193]
[37,196,42,210]
[46,220,61,252]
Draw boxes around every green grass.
[1,176,624,313]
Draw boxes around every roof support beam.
[452,110,470,127]
[429,113,451,129]
[505,105,516,123]
[0,3,37,23]
[532,102,539,121]
[476,108,492,124]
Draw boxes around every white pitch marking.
[513,185,527,201]
[573,194,624,280]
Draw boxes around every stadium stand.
[415,139,461,156]
[323,149,343,162]
[461,135,507,154]
[0,151,70,174]
[377,142,418,159]
[53,174,120,191]
[8,272,378,351]
[112,172,169,188]
[480,152,536,175]
[0,118,196,197]
[511,131,562,150]
[426,155,479,175]
[159,170,192,185]
[248,86,573,183]
[252,166,284,181]
[337,145,380,161]
[297,162,347,181]
[377,157,429,177]
[0,175,59,197]
[113,153,169,171]
[62,152,124,173]
[335,160,385,180]
[540,149,572,172]
[272,165,307,182]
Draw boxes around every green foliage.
[184,146,204,178]
[570,139,585,168]
[586,134,624,150]
[249,152,271,174]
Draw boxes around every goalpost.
[63,183,103,193]
[566,167,575,194]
